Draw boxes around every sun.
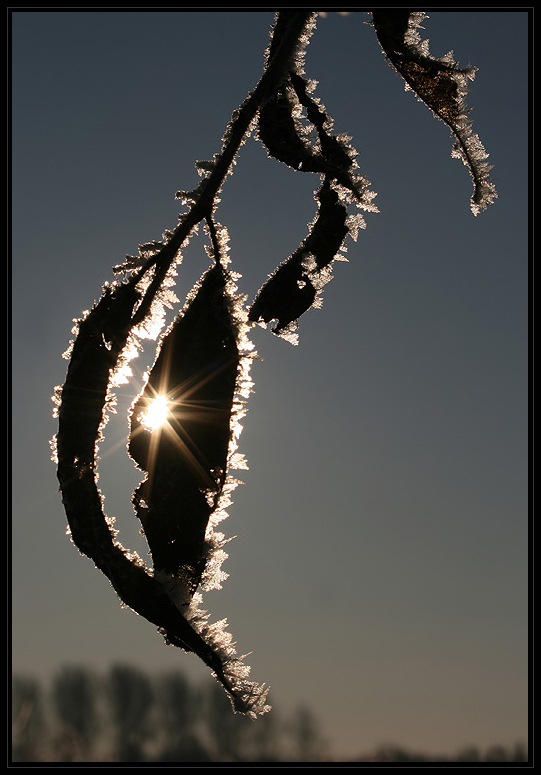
[138,395,170,432]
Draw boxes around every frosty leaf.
[129,260,242,598]
[254,12,377,341]
[125,254,268,716]
[249,180,349,335]
[371,10,497,214]
[55,258,268,717]
[54,280,231,658]
[54,13,325,719]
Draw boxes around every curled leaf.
[254,13,377,343]
[258,14,375,208]
[249,180,349,337]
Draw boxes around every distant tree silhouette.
[155,671,210,762]
[52,11,497,714]
[11,666,528,763]
[107,664,154,762]
[287,705,328,762]
[11,665,331,763]
[355,742,529,764]
[51,665,97,761]
[12,676,44,763]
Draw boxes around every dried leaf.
[129,262,240,599]
[371,10,497,214]
[249,181,349,335]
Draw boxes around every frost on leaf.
[129,260,242,598]
[249,180,357,337]
[126,253,268,716]
[371,10,497,215]
[252,12,377,341]
[55,233,268,716]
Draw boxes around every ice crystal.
[345,212,367,242]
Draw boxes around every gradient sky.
[11,10,529,759]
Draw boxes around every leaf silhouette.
[371,10,497,214]
[248,179,350,338]
[253,14,379,340]
[129,260,241,601]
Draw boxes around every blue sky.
[11,10,529,758]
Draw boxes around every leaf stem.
[130,11,314,328]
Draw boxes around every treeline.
[353,743,529,763]
[11,664,326,763]
[11,664,528,764]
